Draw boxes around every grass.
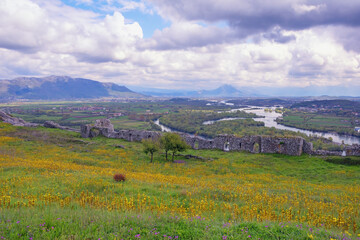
[0,122,359,239]
[111,116,153,130]
[278,111,360,137]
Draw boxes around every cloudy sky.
[1,0,360,90]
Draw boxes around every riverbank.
[276,118,360,138]
[237,107,360,145]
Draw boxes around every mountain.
[199,84,244,97]
[132,84,255,97]
[130,84,360,98]
[0,76,144,100]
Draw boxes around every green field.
[0,123,359,239]
[278,111,360,137]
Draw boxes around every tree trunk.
[172,152,175,162]
[150,153,153,163]
[165,151,168,161]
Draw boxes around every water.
[154,119,172,132]
[231,107,360,145]
[153,119,210,140]
[154,108,360,145]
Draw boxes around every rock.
[44,121,62,129]
[95,119,114,132]
[0,110,38,127]
[43,121,79,132]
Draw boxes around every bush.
[113,173,126,182]
[325,157,360,166]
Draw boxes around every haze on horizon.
[1,0,360,92]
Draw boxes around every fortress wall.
[79,119,358,156]
[3,110,358,156]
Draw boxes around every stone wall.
[44,121,79,132]
[80,120,317,156]
[2,111,358,156]
[345,144,360,156]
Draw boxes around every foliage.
[113,173,126,182]
[160,132,189,161]
[160,110,259,133]
[277,111,360,136]
[291,99,360,112]
[325,157,360,166]
[142,138,160,163]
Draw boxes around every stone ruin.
[1,110,359,156]
[80,119,317,156]
[344,144,360,156]
[81,119,161,141]
[43,121,79,132]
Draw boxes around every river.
[153,119,210,140]
[231,107,360,145]
[154,108,360,145]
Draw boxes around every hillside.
[0,76,144,100]
[0,122,359,239]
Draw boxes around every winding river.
[232,107,360,145]
[154,107,360,145]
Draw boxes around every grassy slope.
[0,123,359,239]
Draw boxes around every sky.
[0,0,360,90]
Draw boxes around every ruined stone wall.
[302,140,314,154]
[261,137,304,155]
[80,120,316,156]
[312,150,342,156]
[5,111,357,156]
[345,144,360,156]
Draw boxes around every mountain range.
[131,85,360,98]
[134,84,256,97]
[0,76,359,100]
[0,76,143,100]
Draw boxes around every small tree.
[142,138,159,163]
[160,133,173,161]
[160,133,188,162]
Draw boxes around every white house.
[355,127,360,133]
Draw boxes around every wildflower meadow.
[0,122,359,239]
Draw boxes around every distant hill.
[137,84,256,97]
[291,100,360,112]
[0,76,144,100]
[227,98,293,107]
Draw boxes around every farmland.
[278,111,360,137]
[0,122,359,239]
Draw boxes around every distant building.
[355,127,360,132]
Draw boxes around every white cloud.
[0,0,359,91]
[0,0,143,62]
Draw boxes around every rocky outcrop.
[0,110,38,127]
[0,110,79,131]
[80,119,318,156]
[43,121,79,132]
